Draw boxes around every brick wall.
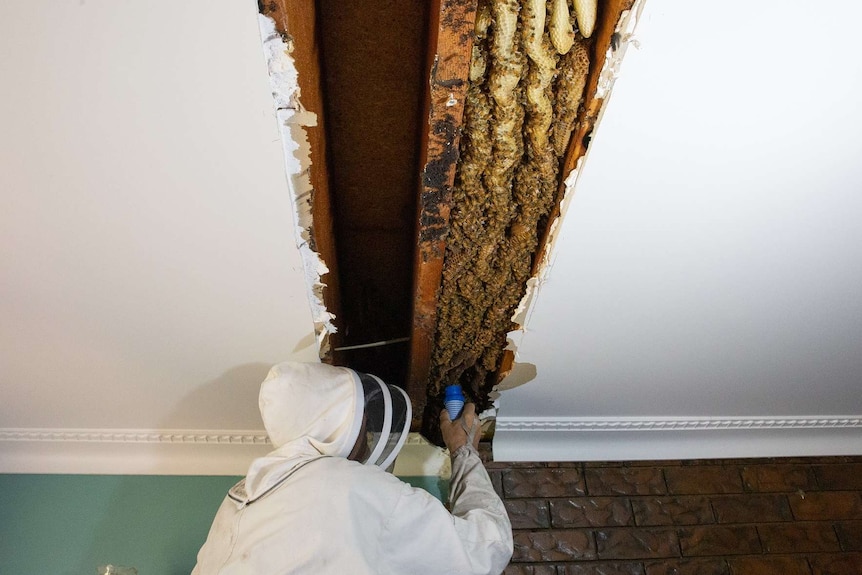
[482,453,862,575]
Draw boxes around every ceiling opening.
[260,0,637,441]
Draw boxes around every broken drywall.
[258,14,336,356]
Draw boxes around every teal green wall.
[401,475,450,502]
[0,474,446,574]
[0,475,239,575]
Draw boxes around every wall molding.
[0,427,274,476]
[494,415,862,462]
[0,428,271,445]
[6,417,861,474]
[0,429,447,477]
[497,416,862,432]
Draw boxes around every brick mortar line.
[512,527,853,555]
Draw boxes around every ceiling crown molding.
[494,415,862,462]
[0,429,447,477]
[496,416,862,432]
[0,427,274,476]
[0,428,271,444]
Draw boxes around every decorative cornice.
[496,416,862,432]
[493,415,862,462]
[0,429,447,476]
[0,428,271,445]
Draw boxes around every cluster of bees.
[431,0,596,402]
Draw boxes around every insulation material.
[258,15,336,355]
[429,0,593,405]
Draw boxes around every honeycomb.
[429,0,592,406]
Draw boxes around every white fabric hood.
[236,362,363,503]
[234,361,410,505]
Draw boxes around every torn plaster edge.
[595,0,647,101]
[258,14,336,356]
[512,0,647,326]
[497,0,647,392]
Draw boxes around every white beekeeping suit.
[192,361,513,574]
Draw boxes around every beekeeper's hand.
[440,402,481,454]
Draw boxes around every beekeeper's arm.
[382,404,513,575]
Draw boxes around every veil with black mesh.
[355,372,411,470]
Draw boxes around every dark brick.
[504,468,586,498]
[490,470,505,498]
[503,564,559,575]
[808,552,862,575]
[513,530,596,562]
[797,456,862,464]
[560,561,646,575]
[625,461,688,468]
[835,521,862,551]
[586,467,667,496]
[495,459,862,575]
[727,555,811,575]
[632,496,714,526]
[665,466,744,495]
[644,558,730,575]
[790,491,862,520]
[595,528,679,560]
[741,464,817,492]
[758,522,840,553]
[551,497,634,528]
[679,526,761,556]
[710,494,792,523]
[815,463,862,490]
[507,499,552,529]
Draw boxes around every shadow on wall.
[161,362,275,430]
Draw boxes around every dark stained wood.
[407,0,478,429]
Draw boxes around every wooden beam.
[258,0,343,361]
[407,0,478,429]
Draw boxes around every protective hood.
[231,362,411,505]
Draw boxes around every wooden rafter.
[407,0,479,428]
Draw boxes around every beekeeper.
[192,361,513,574]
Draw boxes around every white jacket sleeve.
[382,446,513,575]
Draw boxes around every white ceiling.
[496,0,862,459]
[2,0,860,472]
[0,0,318,435]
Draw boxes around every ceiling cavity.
[258,0,638,439]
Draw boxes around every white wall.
[0,1,319,472]
[496,0,862,459]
